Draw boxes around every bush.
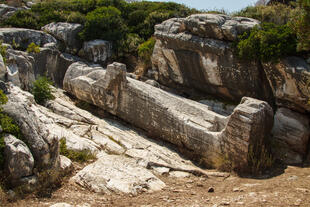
[236,23,297,62]
[79,6,127,42]
[0,41,7,65]
[59,138,95,163]
[26,42,40,53]
[138,37,156,65]
[32,76,54,105]
[233,3,294,25]
[4,10,41,30]
[289,0,310,51]
[0,90,22,168]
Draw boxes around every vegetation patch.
[0,41,7,65]
[59,138,96,163]
[26,42,40,53]
[236,23,297,63]
[32,76,55,105]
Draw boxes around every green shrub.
[66,11,86,24]
[26,42,40,53]
[138,37,156,65]
[236,23,297,62]
[4,10,41,30]
[0,90,22,168]
[79,6,127,42]
[32,76,55,105]
[289,0,310,51]
[233,3,294,25]
[0,42,7,65]
[59,138,96,163]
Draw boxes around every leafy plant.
[236,23,297,62]
[138,37,156,65]
[26,42,40,53]
[288,0,310,51]
[32,76,54,105]
[79,6,127,42]
[0,41,7,65]
[59,138,96,163]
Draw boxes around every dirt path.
[2,165,310,207]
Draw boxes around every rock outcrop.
[64,62,274,170]
[3,85,60,170]
[0,4,18,20]
[272,108,310,165]
[42,22,83,54]
[151,14,273,103]
[0,54,6,80]
[263,56,310,113]
[72,153,166,194]
[0,28,57,50]
[4,134,34,181]
[78,40,112,65]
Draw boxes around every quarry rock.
[152,16,273,103]
[0,28,57,50]
[78,40,112,65]
[60,155,73,175]
[4,134,34,180]
[2,85,60,170]
[0,54,6,80]
[272,108,310,165]
[64,62,274,170]
[263,56,310,113]
[42,22,83,54]
[72,153,166,194]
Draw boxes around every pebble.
[296,188,310,193]
[249,192,257,197]
[236,202,244,205]
[208,187,215,193]
[287,175,298,181]
[233,188,244,192]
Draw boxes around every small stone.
[294,199,302,206]
[296,188,310,193]
[208,187,215,193]
[287,175,298,181]
[236,202,244,205]
[169,171,191,178]
[233,188,243,192]
[249,192,257,197]
[197,183,204,187]
[221,201,230,206]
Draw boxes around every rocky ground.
[2,164,310,207]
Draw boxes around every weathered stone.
[5,49,35,90]
[263,56,310,113]
[0,28,57,50]
[0,54,6,80]
[0,4,17,19]
[31,48,81,87]
[72,153,166,194]
[42,22,83,54]
[183,14,260,41]
[199,99,236,116]
[78,40,112,65]
[60,155,73,175]
[5,48,80,89]
[2,85,60,170]
[272,108,310,165]
[63,62,274,170]
[50,203,73,207]
[152,17,273,103]
[4,134,34,180]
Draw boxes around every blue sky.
[145,0,258,12]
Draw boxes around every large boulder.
[64,62,274,171]
[5,49,35,90]
[78,40,112,65]
[4,47,80,89]
[72,153,166,194]
[0,28,57,50]
[42,22,83,54]
[152,15,273,103]
[272,108,310,165]
[2,85,60,170]
[263,56,310,113]
[4,134,34,181]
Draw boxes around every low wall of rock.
[64,62,274,171]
